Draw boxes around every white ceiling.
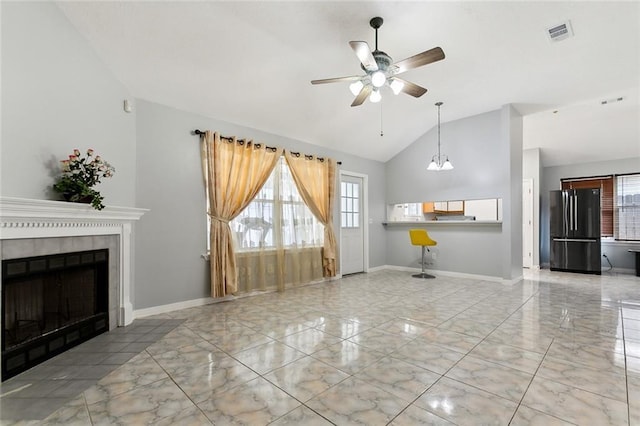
[57,1,640,166]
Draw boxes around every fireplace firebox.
[2,249,109,380]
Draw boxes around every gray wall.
[540,157,640,269]
[0,2,387,310]
[134,99,386,309]
[501,105,523,280]
[385,223,503,277]
[385,107,523,280]
[1,2,136,207]
[386,109,505,203]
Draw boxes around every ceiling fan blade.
[351,85,372,107]
[394,47,445,74]
[311,76,362,85]
[349,41,378,72]
[395,78,428,98]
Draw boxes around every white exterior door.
[340,173,365,275]
[523,179,534,268]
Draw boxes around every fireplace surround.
[0,197,147,380]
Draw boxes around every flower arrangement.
[53,149,115,210]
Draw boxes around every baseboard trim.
[502,275,524,285]
[373,265,518,284]
[134,297,217,319]
[536,264,634,276]
[134,277,335,319]
[604,267,635,275]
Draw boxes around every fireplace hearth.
[2,249,109,380]
[0,196,147,382]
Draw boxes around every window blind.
[616,173,640,241]
[561,176,614,237]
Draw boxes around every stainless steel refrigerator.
[550,188,601,274]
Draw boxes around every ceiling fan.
[311,17,445,107]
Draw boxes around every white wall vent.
[547,20,574,42]
[601,97,624,105]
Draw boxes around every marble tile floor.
[1,269,640,425]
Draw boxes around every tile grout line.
[385,283,543,424]
[621,309,631,426]
[506,336,558,425]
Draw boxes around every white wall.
[1,2,136,207]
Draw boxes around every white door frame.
[339,170,369,274]
[523,178,534,268]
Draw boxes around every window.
[561,173,640,241]
[230,158,324,250]
[404,203,422,218]
[340,181,360,228]
[616,173,640,241]
[562,176,614,237]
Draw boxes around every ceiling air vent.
[601,97,624,105]
[547,20,574,42]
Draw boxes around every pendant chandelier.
[427,102,453,171]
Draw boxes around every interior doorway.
[339,171,368,275]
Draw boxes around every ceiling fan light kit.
[370,89,382,103]
[389,79,404,95]
[311,16,445,107]
[371,71,386,87]
[427,102,454,172]
[349,80,364,96]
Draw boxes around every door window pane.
[341,181,360,229]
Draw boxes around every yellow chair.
[409,229,437,279]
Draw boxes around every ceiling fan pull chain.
[380,102,384,137]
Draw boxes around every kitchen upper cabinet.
[434,201,464,213]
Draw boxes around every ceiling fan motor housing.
[360,50,392,73]
[373,51,392,71]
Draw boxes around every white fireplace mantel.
[0,196,148,326]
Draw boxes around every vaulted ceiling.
[57,1,639,166]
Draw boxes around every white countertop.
[383,220,502,225]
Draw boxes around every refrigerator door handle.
[568,192,573,231]
[563,191,568,234]
[553,238,598,243]
[574,194,578,232]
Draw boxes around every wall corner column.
[501,104,524,281]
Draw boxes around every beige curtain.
[232,158,324,293]
[284,152,338,277]
[201,131,282,297]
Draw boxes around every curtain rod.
[193,129,341,165]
